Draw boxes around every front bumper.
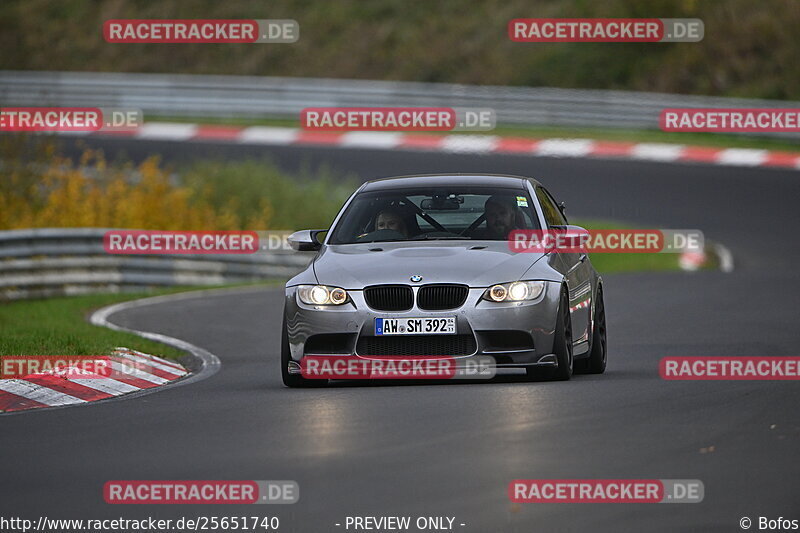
[283,281,562,370]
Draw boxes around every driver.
[375,208,409,237]
[481,195,521,239]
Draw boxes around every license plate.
[375,317,456,335]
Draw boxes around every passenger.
[375,208,409,237]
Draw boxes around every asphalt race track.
[2,138,800,532]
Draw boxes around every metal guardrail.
[0,228,311,300]
[1,70,798,137]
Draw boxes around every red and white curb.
[0,348,187,413]
[71,122,800,171]
[679,250,708,271]
[678,242,734,273]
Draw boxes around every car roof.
[361,173,540,192]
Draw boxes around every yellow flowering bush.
[0,135,351,231]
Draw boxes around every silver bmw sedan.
[281,174,606,387]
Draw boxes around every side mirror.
[549,225,588,252]
[288,229,327,251]
[558,201,566,215]
[550,224,586,232]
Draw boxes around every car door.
[534,186,592,350]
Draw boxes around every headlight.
[297,285,349,305]
[483,281,545,302]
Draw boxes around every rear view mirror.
[420,195,463,210]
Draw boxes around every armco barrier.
[1,71,798,138]
[0,228,312,300]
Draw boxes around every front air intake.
[356,334,477,356]
[417,284,469,310]
[363,285,414,311]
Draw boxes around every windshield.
[328,186,541,244]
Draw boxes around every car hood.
[312,241,547,288]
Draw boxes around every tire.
[527,288,572,381]
[586,287,607,374]
[281,316,328,388]
[551,289,574,381]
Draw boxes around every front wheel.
[528,288,572,381]
[551,289,574,381]
[585,288,607,374]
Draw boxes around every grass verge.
[573,218,686,274]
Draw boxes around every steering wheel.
[355,228,406,242]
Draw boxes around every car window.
[535,186,567,227]
[328,186,541,243]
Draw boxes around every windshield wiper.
[351,238,408,244]
[407,235,470,241]
[345,235,469,244]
